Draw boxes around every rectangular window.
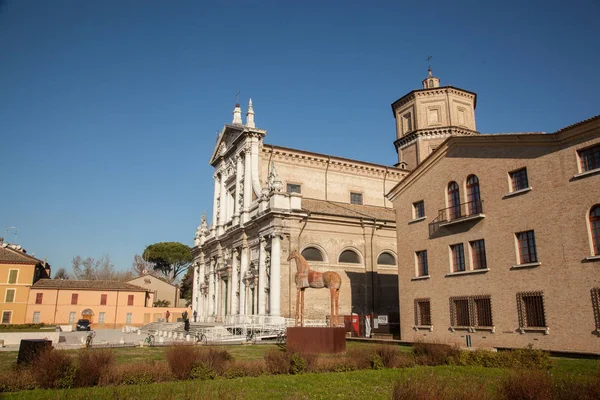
[450,295,493,328]
[286,183,301,194]
[99,312,105,324]
[128,295,134,306]
[516,230,538,264]
[413,201,425,219]
[510,168,529,191]
[8,270,18,284]
[69,312,76,324]
[350,192,363,205]
[2,311,11,324]
[470,239,487,270]
[71,293,78,305]
[403,113,413,133]
[126,313,132,324]
[579,145,600,172]
[414,299,431,326]
[100,294,107,305]
[35,293,43,304]
[5,289,15,303]
[33,311,40,323]
[517,291,546,328]
[451,243,465,272]
[416,250,428,276]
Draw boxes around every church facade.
[191,100,407,325]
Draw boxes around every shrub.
[99,361,172,386]
[265,349,289,374]
[76,349,114,387]
[0,367,37,392]
[371,354,384,370]
[553,374,600,400]
[197,347,232,375]
[31,349,77,389]
[315,357,356,373]
[190,363,216,380]
[347,346,375,370]
[289,353,307,374]
[501,370,552,400]
[300,352,319,373]
[393,372,493,400]
[166,345,201,380]
[413,342,460,366]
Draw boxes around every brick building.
[387,70,600,353]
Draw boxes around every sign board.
[377,315,388,325]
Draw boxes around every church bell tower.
[391,68,478,170]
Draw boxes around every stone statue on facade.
[287,250,342,328]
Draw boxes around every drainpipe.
[370,219,379,320]
[53,289,59,325]
[113,290,119,329]
[383,168,389,208]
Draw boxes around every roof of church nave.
[302,198,395,222]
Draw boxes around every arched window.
[466,175,482,215]
[339,250,361,264]
[301,247,324,262]
[377,252,396,266]
[591,205,600,255]
[448,181,461,220]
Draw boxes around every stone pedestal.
[286,327,346,354]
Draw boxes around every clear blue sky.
[1,0,598,276]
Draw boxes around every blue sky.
[1,0,598,276]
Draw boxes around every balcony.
[429,200,485,236]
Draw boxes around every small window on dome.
[301,247,324,262]
[377,252,396,266]
[339,250,361,264]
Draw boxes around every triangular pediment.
[209,125,245,166]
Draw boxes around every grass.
[5,367,504,400]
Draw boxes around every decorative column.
[218,173,226,236]
[212,173,219,234]
[242,149,252,223]
[231,249,239,316]
[214,267,220,319]
[233,156,242,225]
[258,237,267,315]
[239,246,248,317]
[269,234,282,317]
[208,260,215,317]
[198,259,205,319]
[192,261,199,316]
[250,136,262,197]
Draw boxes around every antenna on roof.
[235,89,240,105]
[4,226,17,244]
[426,55,432,69]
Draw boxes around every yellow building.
[27,279,159,328]
[0,240,51,325]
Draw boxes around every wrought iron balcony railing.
[436,199,484,225]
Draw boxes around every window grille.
[414,298,431,326]
[517,291,546,328]
[286,183,301,194]
[449,295,493,328]
[350,192,363,205]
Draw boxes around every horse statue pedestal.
[286,327,346,354]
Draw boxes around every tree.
[54,268,69,280]
[71,254,134,281]
[142,242,192,282]
[131,254,152,277]
[180,266,193,306]
[153,299,170,307]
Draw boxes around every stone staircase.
[139,321,184,334]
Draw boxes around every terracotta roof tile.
[302,198,396,222]
[32,279,147,291]
[0,246,45,265]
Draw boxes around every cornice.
[391,85,478,116]
[394,127,479,150]
[262,145,408,178]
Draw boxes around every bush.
[197,347,232,375]
[265,349,290,374]
[553,374,600,400]
[0,367,37,392]
[347,346,375,370]
[501,370,552,400]
[371,354,384,370]
[167,345,200,380]
[315,357,356,373]
[393,371,493,400]
[190,363,216,380]
[31,349,77,389]
[76,349,114,387]
[300,352,319,372]
[289,353,307,374]
[456,348,552,370]
[413,342,460,366]
[98,361,172,386]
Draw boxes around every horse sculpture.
[287,249,342,327]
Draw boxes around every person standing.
[165,310,170,323]
[193,310,197,323]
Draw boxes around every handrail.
[435,200,484,224]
